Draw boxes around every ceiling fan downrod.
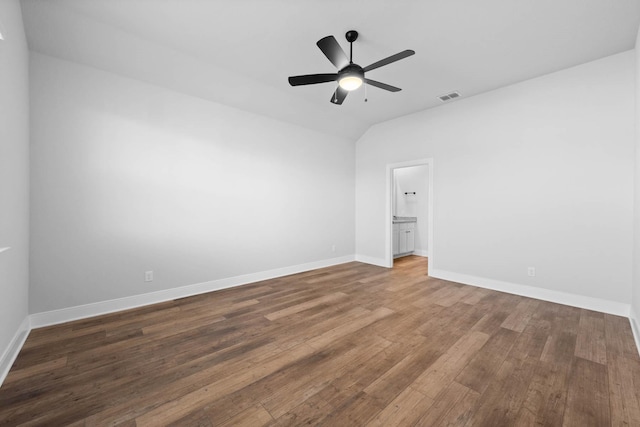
[345,30,358,64]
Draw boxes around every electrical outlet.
[145,271,153,282]
[527,267,535,277]
[331,245,336,252]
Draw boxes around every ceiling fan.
[288,30,415,105]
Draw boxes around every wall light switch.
[145,271,153,282]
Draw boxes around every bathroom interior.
[392,165,429,264]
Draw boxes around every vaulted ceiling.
[20,0,640,140]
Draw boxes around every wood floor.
[1,256,640,426]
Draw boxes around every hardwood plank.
[604,314,640,360]
[271,306,370,351]
[461,287,493,305]
[10,330,109,370]
[10,337,279,425]
[306,307,395,350]
[217,404,273,427]
[409,330,490,399]
[372,309,434,344]
[412,381,480,426]
[574,309,607,365]
[79,341,286,425]
[314,391,384,426]
[274,317,425,425]
[363,342,441,408]
[540,331,578,365]
[465,325,547,426]
[455,327,518,394]
[268,392,334,427]
[264,292,347,321]
[127,317,381,425]
[412,282,473,308]
[141,313,227,336]
[2,356,67,383]
[201,388,273,426]
[167,409,213,427]
[562,356,610,426]
[500,298,540,332]
[515,350,575,427]
[384,275,425,292]
[606,352,640,426]
[365,386,433,426]
[470,309,511,336]
[416,301,484,341]
[133,342,318,426]
[260,334,393,419]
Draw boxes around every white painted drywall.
[632,30,640,323]
[356,51,635,304]
[393,165,429,253]
[0,0,30,364]
[29,53,355,313]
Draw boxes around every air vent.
[438,91,461,102]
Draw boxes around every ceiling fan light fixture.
[338,64,365,91]
[338,74,363,91]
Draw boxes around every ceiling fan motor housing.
[338,63,365,91]
[339,63,364,80]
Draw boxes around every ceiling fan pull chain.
[364,81,368,102]
[334,85,338,103]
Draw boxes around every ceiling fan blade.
[365,79,402,92]
[363,49,415,73]
[288,73,338,86]
[330,86,348,105]
[317,36,349,69]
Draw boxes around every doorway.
[385,159,433,271]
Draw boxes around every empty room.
[3,0,640,425]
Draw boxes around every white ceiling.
[19,0,640,140]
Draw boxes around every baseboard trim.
[30,255,356,329]
[629,307,640,357]
[413,249,428,257]
[0,316,31,387]
[430,268,630,317]
[355,254,389,268]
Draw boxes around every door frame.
[385,158,434,270]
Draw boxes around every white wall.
[29,53,355,314]
[393,165,429,254]
[632,30,640,329]
[356,51,635,307]
[0,0,30,373]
